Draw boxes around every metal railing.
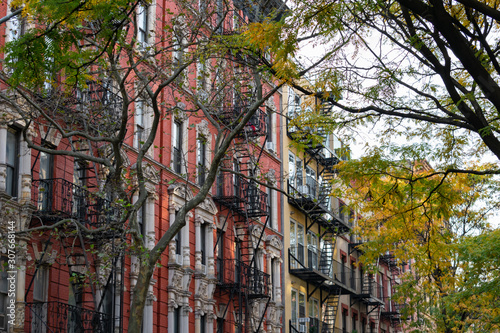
[214,172,268,217]
[290,319,346,333]
[218,105,267,138]
[287,178,330,206]
[216,259,270,297]
[25,301,111,333]
[289,247,356,285]
[31,178,118,227]
[381,297,406,316]
[359,276,383,300]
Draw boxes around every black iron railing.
[25,301,111,333]
[31,178,117,227]
[218,106,267,138]
[214,172,268,217]
[381,297,406,318]
[216,259,270,297]
[289,246,332,276]
[287,177,330,207]
[359,276,383,300]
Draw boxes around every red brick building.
[0,0,285,332]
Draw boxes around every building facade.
[282,85,405,333]
[0,0,285,332]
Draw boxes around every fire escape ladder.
[366,305,381,332]
[254,296,271,333]
[321,288,341,333]
[59,225,99,310]
[318,234,336,277]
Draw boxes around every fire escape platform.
[30,178,118,236]
[287,192,351,234]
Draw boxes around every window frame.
[197,137,207,186]
[173,120,182,174]
[137,3,149,46]
[135,100,146,148]
[6,127,20,197]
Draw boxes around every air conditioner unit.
[299,324,306,333]
[265,142,276,152]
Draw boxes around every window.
[305,166,316,197]
[200,314,206,333]
[137,3,149,46]
[309,298,320,332]
[298,292,306,318]
[291,289,297,329]
[38,151,54,211]
[197,138,207,186]
[173,28,185,67]
[6,128,20,197]
[266,107,273,143]
[342,309,347,333]
[73,161,87,220]
[173,307,181,333]
[340,255,346,284]
[380,273,385,299]
[308,297,319,319]
[138,204,146,236]
[68,272,85,332]
[216,230,224,282]
[216,0,223,34]
[44,37,56,93]
[290,289,305,329]
[266,185,273,229]
[216,318,224,333]
[7,8,25,42]
[271,258,278,300]
[32,266,49,333]
[198,0,207,12]
[352,315,357,333]
[232,160,240,197]
[350,261,356,289]
[174,229,182,256]
[288,151,303,190]
[200,224,206,265]
[5,8,26,73]
[0,257,10,332]
[235,240,241,284]
[173,120,182,174]
[197,61,209,92]
[307,231,318,270]
[290,220,304,267]
[288,89,301,118]
[135,100,145,148]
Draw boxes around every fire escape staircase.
[27,80,123,333]
[213,73,271,333]
[321,289,341,333]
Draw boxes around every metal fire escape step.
[321,290,341,333]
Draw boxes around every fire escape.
[212,1,285,331]
[380,253,406,332]
[25,80,124,333]
[213,84,271,333]
[286,98,354,333]
[286,97,384,333]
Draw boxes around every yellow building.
[282,85,404,333]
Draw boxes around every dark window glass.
[6,128,20,197]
